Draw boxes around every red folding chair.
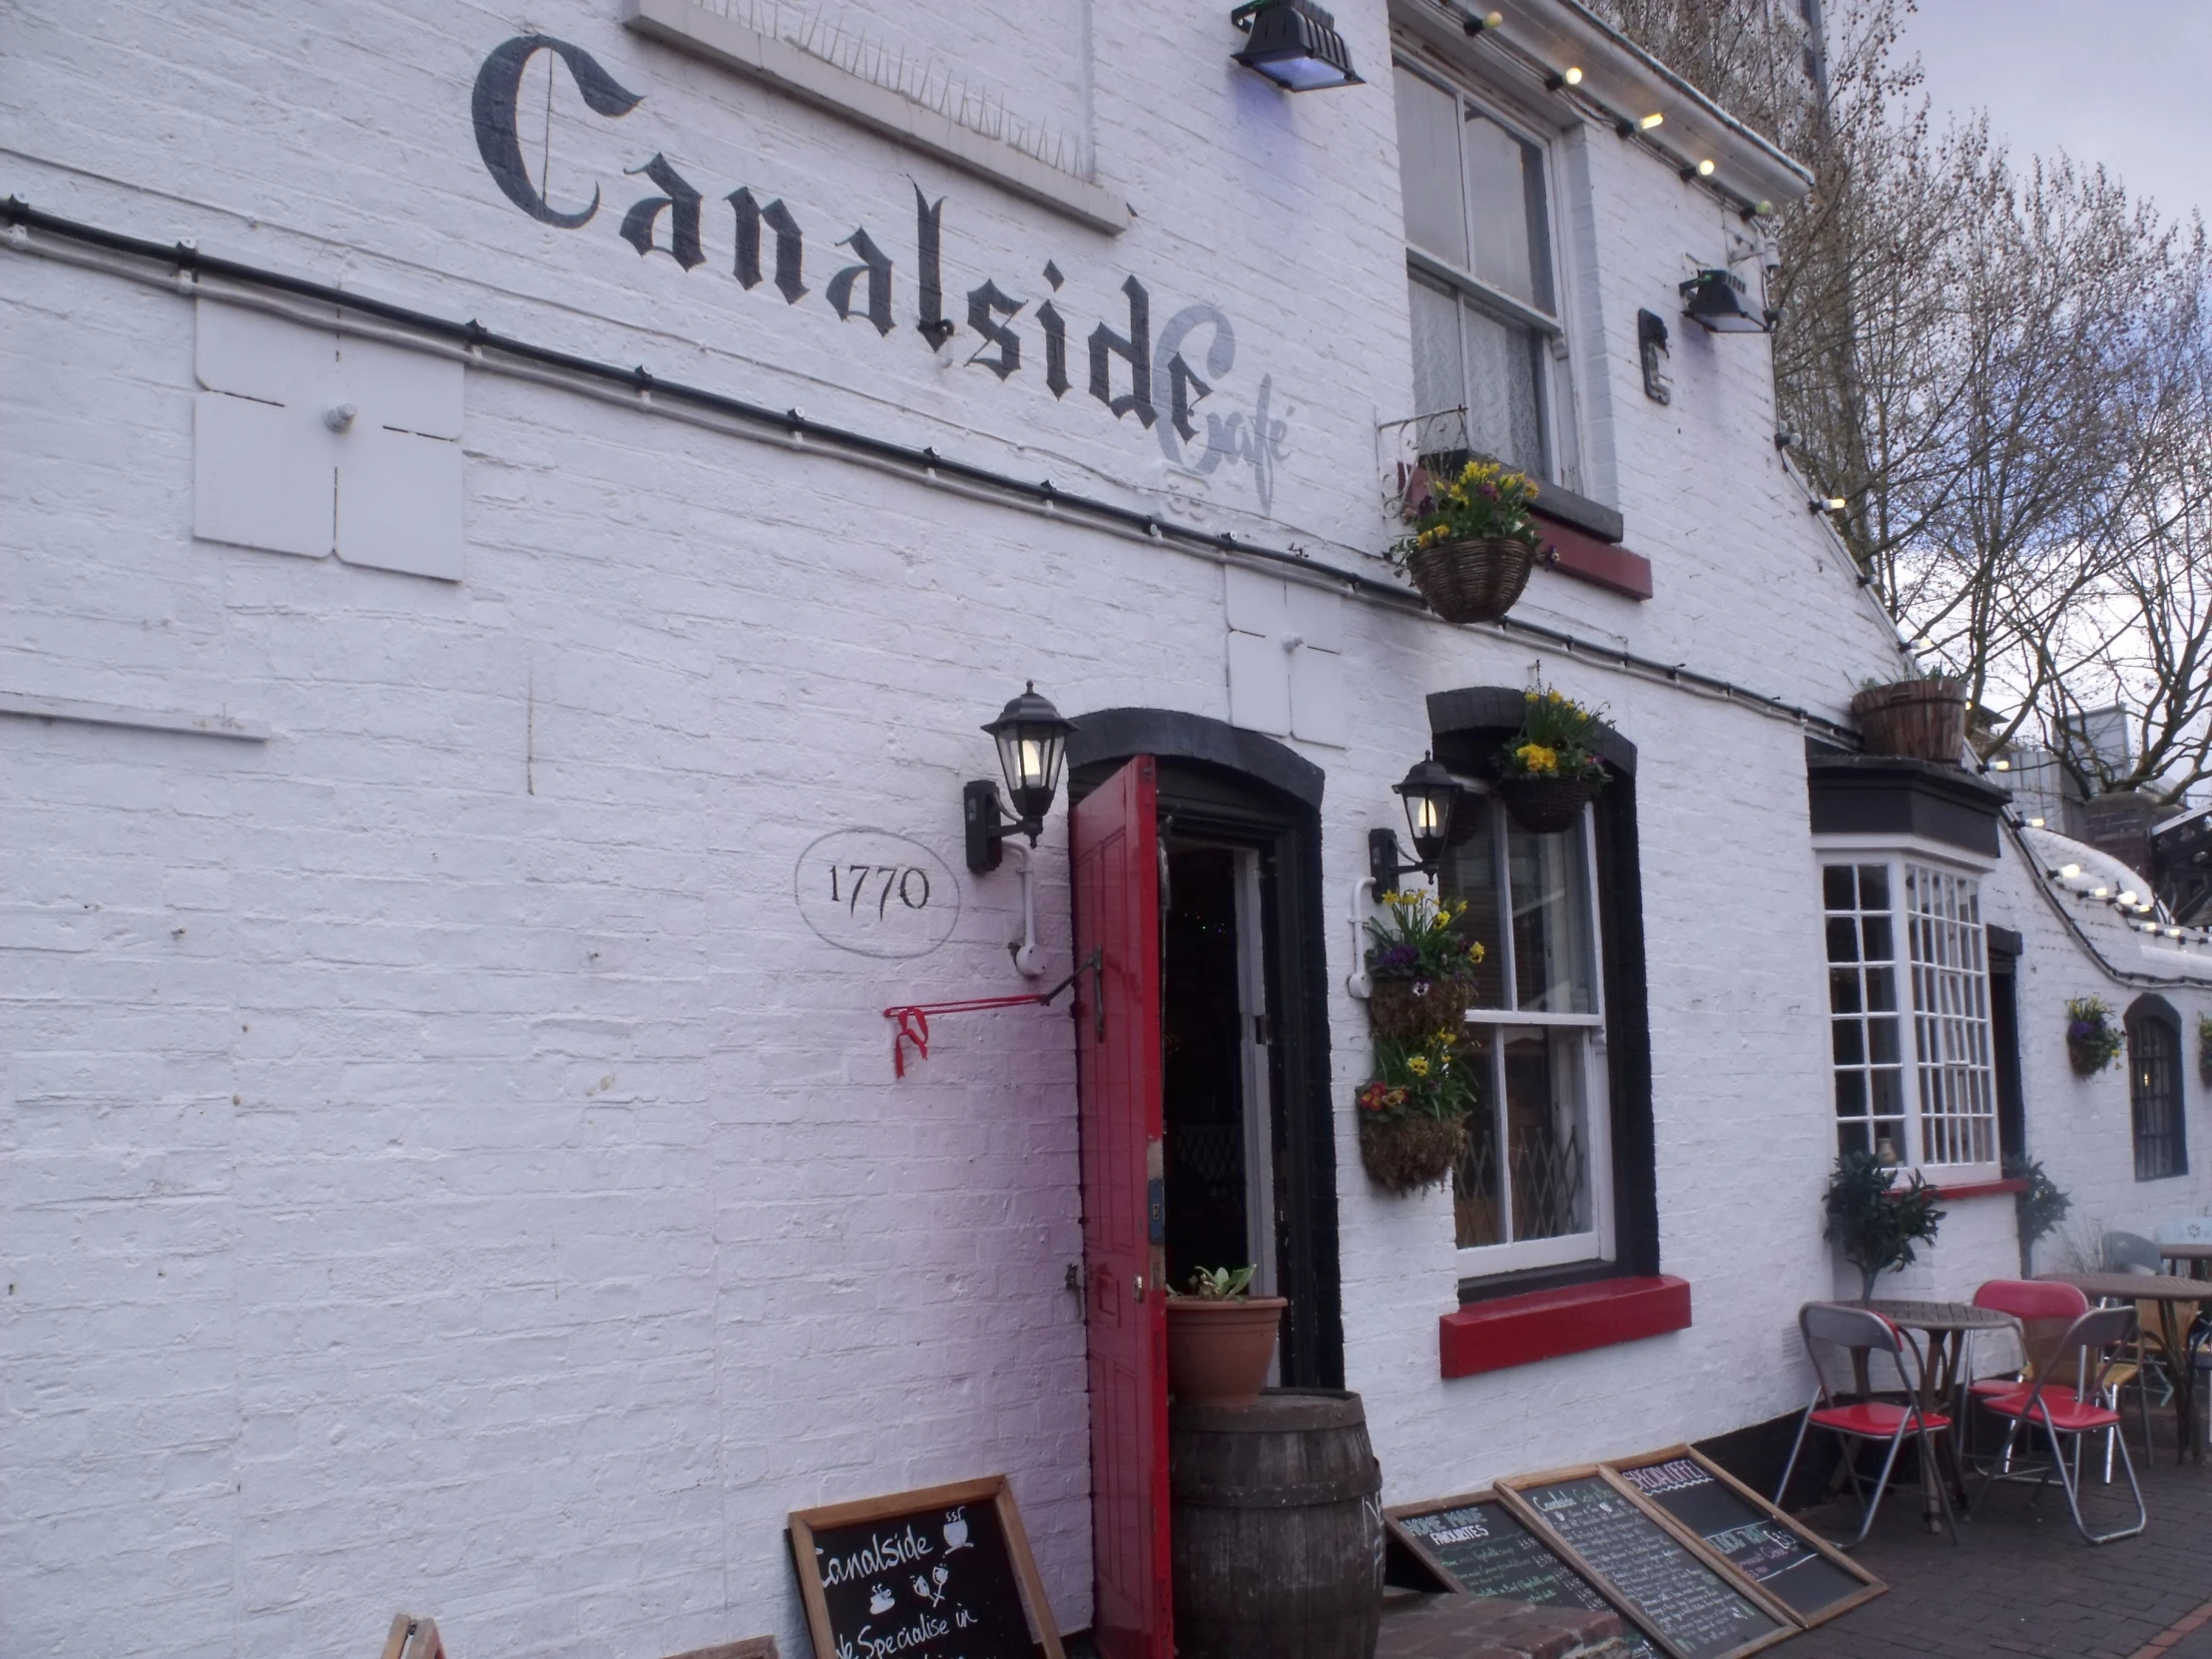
[1777,1302,1958,1548]
[1963,1279,2089,1472]
[1971,1304,2147,1544]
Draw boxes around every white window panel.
[1223,570,1344,747]
[338,335,463,439]
[1393,65,1467,269]
[1225,628,1291,737]
[337,425,465,580]
[194,300,465,581]
[1905,864,1996,1167]
[196,297,338,404]
[192,392,335,558]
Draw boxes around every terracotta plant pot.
[1402,535,1543,625]
[1496,775,1597,833]
[1166,1297,1288,1407]
[1850,678,1968,764]
[1358,1113,1468,1195]
[1366,974,1474,1040]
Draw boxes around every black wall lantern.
[1231,0,1363,91]
[1369,753,1463,888]
[964,684,1077,873]
[1680,268,1772,333]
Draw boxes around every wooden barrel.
[1169,1387,1384,1659]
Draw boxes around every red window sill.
[1533,509,1655,601]
[1439,1275,1693,1379]
[1929,1176,2026,1200]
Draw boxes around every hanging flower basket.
[2065,996,2124,1077]
[1403,536,1544,625]
[1496,776,1598,833]
[1358,1113,1468,1195]
[2198,1015,2212,1085]
[1850,677,1968,764]
[1366,974,1475,1040]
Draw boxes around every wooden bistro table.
[2043,1271,2207,1464]
[1847,1299,2018,1532]
[2159,1242,2212,1281]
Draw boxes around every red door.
[1071,756,1172,1659]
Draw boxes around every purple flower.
[2068,1020,2096,1041]
[1375,944,1419,972]
[1476,482,1498,500]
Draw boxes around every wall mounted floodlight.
[1230,0,1363,91]
[1680,268,1771,333]
[963,683,1076,873]
[1369,753,1463,888]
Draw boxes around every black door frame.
[1067,709,1345,1388]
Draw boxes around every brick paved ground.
[1787,1417,2212,1659]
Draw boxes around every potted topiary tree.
[1392,457,1549,624]
[1165,1266,1287,1407]
[1822,1150,1945,1301]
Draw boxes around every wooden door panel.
[1072,757,1170,1659]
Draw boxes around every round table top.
[2041,1271,2207,1302]
[1850,1298,2017,1332]
[2159,1243,2212,1261]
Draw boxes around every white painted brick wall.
[5,4,2208,1658]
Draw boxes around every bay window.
[1821,857,1998,1176]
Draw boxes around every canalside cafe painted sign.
[470,35,1296,511]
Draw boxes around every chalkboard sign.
[1499,1472,1791,1659]
[1611,1450,1881,1628]
[1385,1494,1662,1659]
[788,1476,1064,1659]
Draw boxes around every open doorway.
[1161,840,1279,1303]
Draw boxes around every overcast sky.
[1895,0,2208,227]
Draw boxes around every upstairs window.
[1822,859,1997,1175]
[2127,996,2188,1181]
[1393,62,1567,483]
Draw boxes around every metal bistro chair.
[1778,1302,1958,1549]
[1963,1280,2095,1473]
[1972,1305,2148,1544]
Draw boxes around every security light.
[1230,0,1363,91]
[1680,268,1770,332]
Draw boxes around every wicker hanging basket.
[1402,535,1543,625]
[1365,974,1474,1040]
[1358,1113,1468,1195]
[1496,775,1597,833]
[1850,678,1968,764]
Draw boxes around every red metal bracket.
[882,949,1100,1076]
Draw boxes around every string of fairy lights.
[1424,1,1782,221]
[2042,858,2212,947]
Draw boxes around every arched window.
[2127,995,2188,1182]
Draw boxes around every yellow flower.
[1516,743,1560,775]
[1406,1055,1431,1077]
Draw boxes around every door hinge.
[1133,1273,1146,1303]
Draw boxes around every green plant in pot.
[1494,683,1610,833]
[1392,456,1549,624]
[2198,1014,2212,1085]
[2004,1155,2072,1276]
[1356,1030,1478,1195]
[2066,997,2124,1077]
[1165,1265,1287,1407]
[1365,887,1486,1041]
[1822,1150,1945,1301]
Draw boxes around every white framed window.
[1438,786,1614,1275]
[1392,58,1575,485]
[1821,856,1998,1176]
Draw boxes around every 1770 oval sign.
[796,830,961,958]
